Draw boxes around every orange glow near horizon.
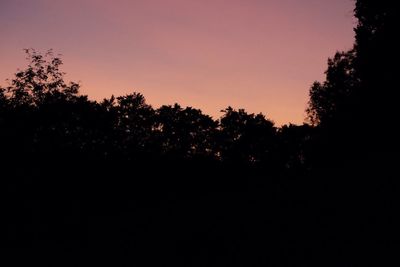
[0,0,355,125]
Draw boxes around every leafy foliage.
[307,50,358,125]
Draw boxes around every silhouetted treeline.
[3,1,399,265]
[0,50,313,174]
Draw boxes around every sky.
[0,0,355,125]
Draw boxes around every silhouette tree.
[303,1,400,264]
[3,49,80,107]
[155,104,217,159]
[0,49,117,190]
[307,0,398,130]
[306,0,398,167]
[307,50,358,126]
[113,93,156,159]
[218,107,276,167]
[1,49,87,165]
[353,0,398,154]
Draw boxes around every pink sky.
[0,0,355,125]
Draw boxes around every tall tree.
[306,50,358,126]
[307,0,398,126]
[353,0,398,126]
[3,49,81,107]
[306,0,399,167]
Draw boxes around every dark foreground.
[5,157,398,266]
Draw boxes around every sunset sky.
[0,0,355,125]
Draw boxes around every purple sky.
[0,0,355,125]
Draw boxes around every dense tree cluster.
[0,50,311,172]
[3,0,398,266]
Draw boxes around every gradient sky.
[0,0,355,125]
